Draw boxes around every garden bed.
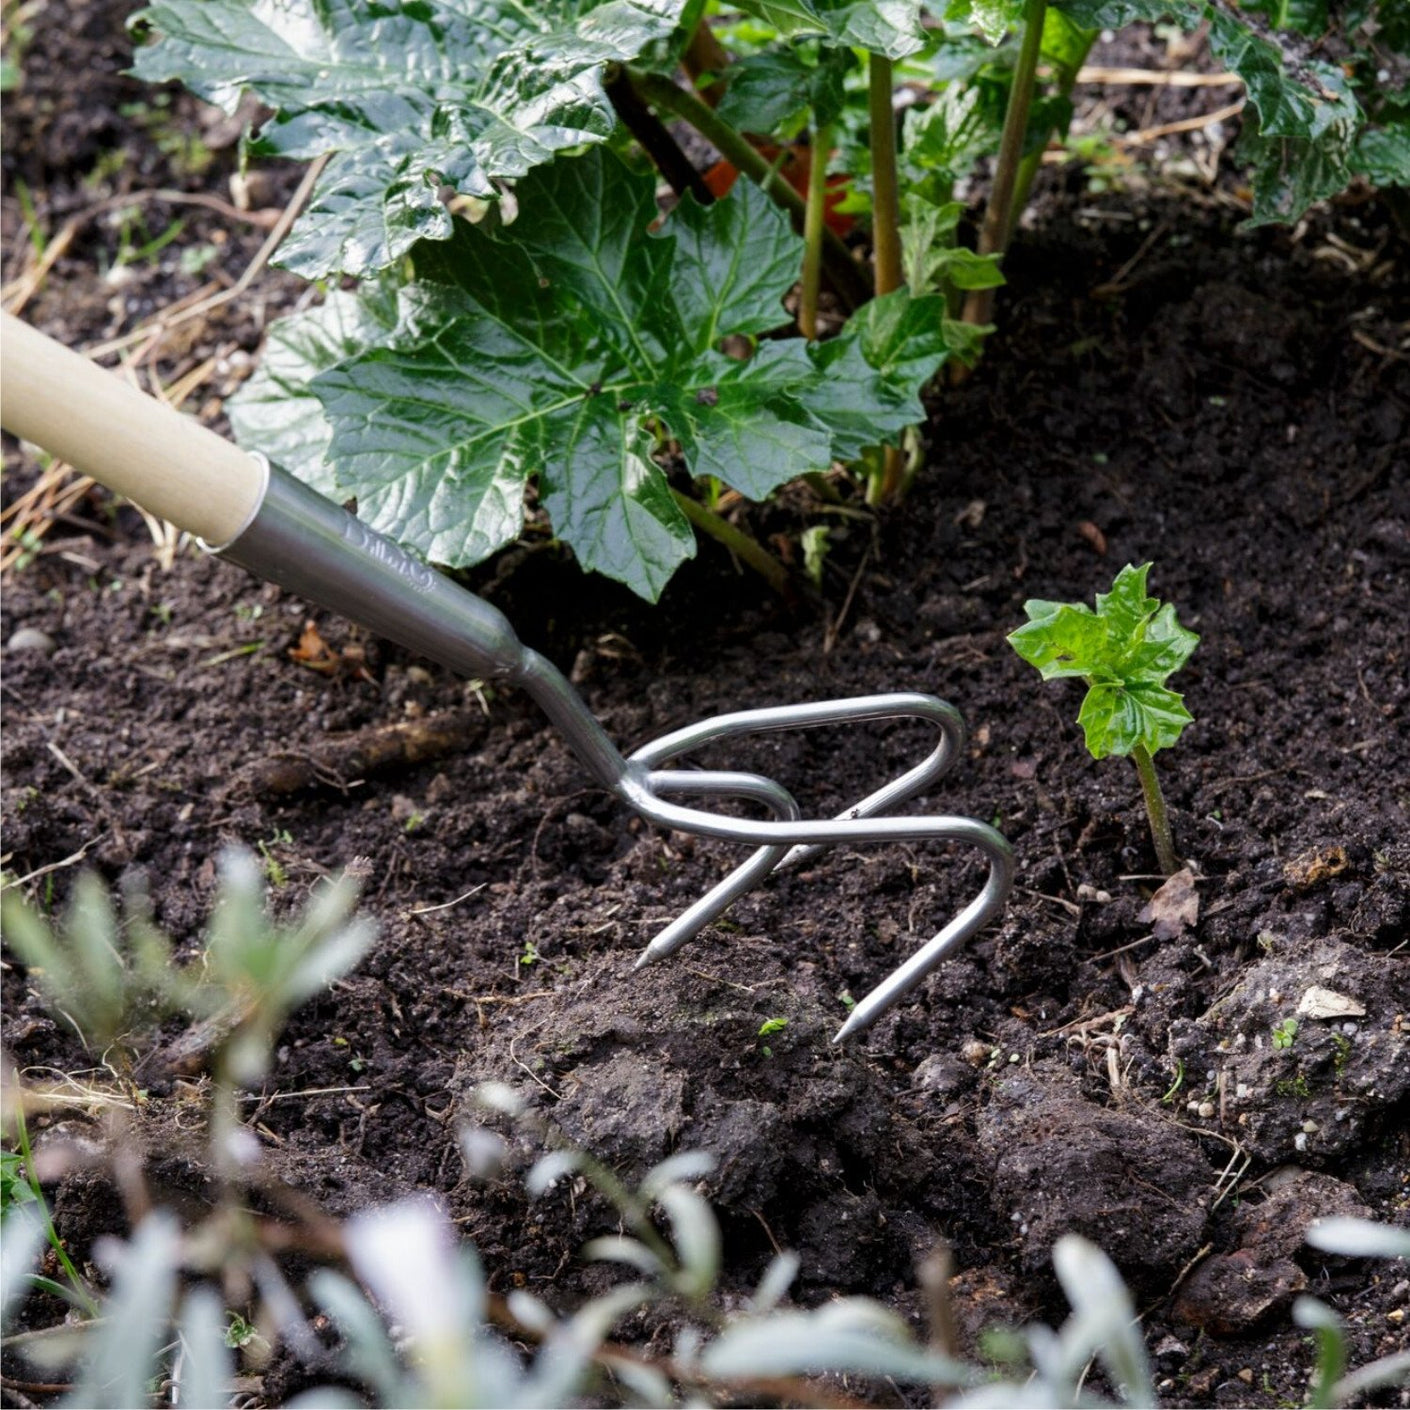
[2,2,1408,1405]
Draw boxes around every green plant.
[1297,1217,1410,1408]
[757,1015,789,1055]
[0,1150,32,1215]
[1007,562,1198,876]
[1272,1016,1299,1050]
[256,827,294,888]
[125,1,1405,602]
[2,851,374,1391]
[2,871,188,1057]
[0,1114,101,1318]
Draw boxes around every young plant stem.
[799,124,833,340]
[670,487,795,598]
[962,0,1048,329]
[12,1107,101,1318]
[629,67,870,310]
[1004,147,1043,248]
[1131,742,1180,876]
[604,65,715,205]
[867,53,908,502]
[1003,29,1095,245]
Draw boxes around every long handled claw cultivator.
[1,312,1012,1042]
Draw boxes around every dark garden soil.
[2,3,1409,1407]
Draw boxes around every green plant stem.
[629,68,870,311]
[1131,743,1179,876]
[671,488,794,598]
[799,123,832,340]
[1004,147,1043,248]
[1003,28,1095,246]
[867,54,908,503]
[12,1108,101,1318]
[962,0,1048,328]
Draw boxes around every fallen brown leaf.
[1078,520,1108,554]
[1137,867,1199,940]
[289,620,340,675]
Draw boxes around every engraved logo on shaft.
[341,517,437,594]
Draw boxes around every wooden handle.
[0,312,265,545]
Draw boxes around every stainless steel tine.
[629,693,968,961]
[618,786,1013,1043]
[772,694,966,871]
[630,769,800,966]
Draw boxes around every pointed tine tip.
[633,949,657,971]
[831,1012,864,1045]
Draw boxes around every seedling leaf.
[1008,563,1198,759]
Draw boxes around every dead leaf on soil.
[288,620,373,681]
[1296,985,1366,1020]
[1283,844,1352,891]
[289,620,340,675]
[1078,520,1108,554]
[1137,867,1200,940]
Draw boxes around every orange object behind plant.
[703,140,855,237]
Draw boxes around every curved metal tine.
[620,786,1015,1042]
[772,695,967,873]
[830,822,1013,1044]
[630,692,967,878]
[633,768,800,968]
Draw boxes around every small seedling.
[223,1311,261,1351]
[1007,563,1198,876]
[1161,1059,1185,1104]
[1272,1017,1299,1051]
[758,1015,788,1056]
[0,1150,37,1215]
[256,829,293,888]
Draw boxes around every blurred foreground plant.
[5,865,1407,1407]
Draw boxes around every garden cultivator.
[1,313,1013,1041]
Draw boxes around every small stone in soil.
[6,627,57,654]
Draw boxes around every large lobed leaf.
[727,0,929,59]
[1007,563,1198,759]
[1205,6,1364,226]
[130,0,688,279]
[1001,0,1377,223]
[231,150,964,601]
